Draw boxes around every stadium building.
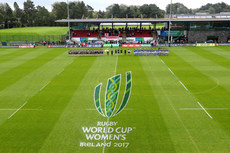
[57,12,230,44]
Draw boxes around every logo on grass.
[94,71,132,117]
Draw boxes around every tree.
[140,4,164,18]
[166,3,191,15]
[97,10,105,18]
[34,6,50,26]
[105,4,121,18]
[86,5,94,18]
[24,0,36,26]
[129,6,140,18]
[69,1,89,19]
[13,2,23,27]
[0,3,14,28]
[6,3,14,28]
[52,2,67,20]
[51,2,67,26]
[0,3,5,28]
[195,2,230,14]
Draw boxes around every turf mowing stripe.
[0,56,96,153]
[180,108,228,110]
[0,48,64,92]
[103,55,118,153]
[0,48,23,56]
[37,56,118,153]
[105,56,176,153]
[162,50,230,112]
[218,46,230,53]
[178,47,230,93]
[164,49,230,148]
[188,47,230,71]
[0,51,74,122]
[0,48,47,75]
[0,49,29,63]
[160,57,213,119]
[140,56,202,152]
[143,54,230,152]
[6,59,70,120]
[205,47,230,59]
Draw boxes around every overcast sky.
[2,0,230,11]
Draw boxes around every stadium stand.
[71,28,153,38]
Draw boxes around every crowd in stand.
[71,27,155,38]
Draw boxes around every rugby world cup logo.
[94,72,132,117]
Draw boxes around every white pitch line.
[160,58,214,119]
[179,80,189,92]
[0,109,20,111]
[40,82,50,91]
[0,109,42,111]
[6,62,69,119]
[197,102,213,119]
[8,101,27,119]
[102,54,119,153]
[86,108,96,110]
[180,108,228,110]
[168,68,176,76]
[114,55,118,75]
[20,109,42,110]
[160,59,177,78]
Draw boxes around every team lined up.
[134,49,169,56]
[68,48,169,56]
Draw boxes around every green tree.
[195,2,230,14]
[34,6,50,26]
[0,3,5,28]
[51,2,67,26]
[105,4,121,18]
[166,3,190,14]
[140,4,164,18]
[52,2,67,20]
[86,5,94,18]
[13,2,23,27]
[129,6,141,18]
[0,3,14,28]
[97,10,105,18]
[69,1,89,19]
[23,0,36,26]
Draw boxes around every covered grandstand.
[56,13,230,44]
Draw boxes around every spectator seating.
[72,30,99,37]
[72,29,153,38]
[127,30,152,37]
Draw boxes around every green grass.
[0,46,230,153]
[0,27,68,42]
[0,27,68,35]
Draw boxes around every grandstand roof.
[56,18,230,23]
